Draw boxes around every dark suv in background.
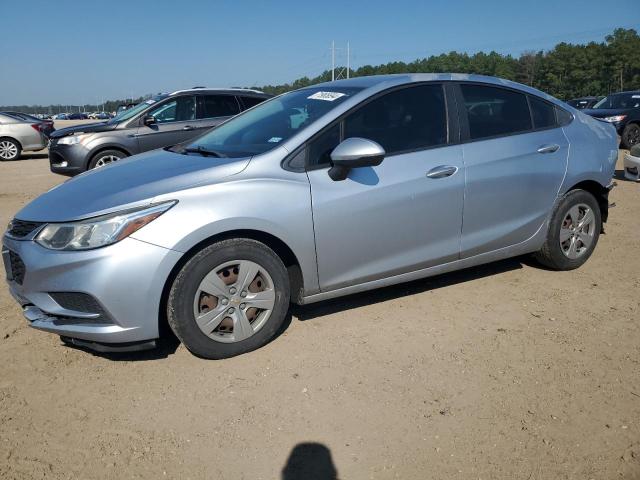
[48,88,270,175]
[582,90,640,148]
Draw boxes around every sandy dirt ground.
[0,128,638,479]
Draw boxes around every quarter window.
[460,84,532,140]
[149,96,196,123]
[308,123,340,167]
[529,96,556,129]
[198,95,240,119]
[344,84,447,154]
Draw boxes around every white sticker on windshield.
[145,99,156,104]
[308,91,346,101]
[632,95,640,99]
[268,137,282,143]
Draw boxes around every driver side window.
[149,96,196,123]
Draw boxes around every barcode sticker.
[308,91,346,101]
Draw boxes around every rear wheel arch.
[0,136,22,149]
[563,180,610,224]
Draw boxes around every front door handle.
[426,165,458,179]
[537,144,560,154]
[182,125,194,131]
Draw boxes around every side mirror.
[143,114,156,126]
[328,137,385,181]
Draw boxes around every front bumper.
[48,141,91,176]
[623,151,640,181]
[2,235,181,344]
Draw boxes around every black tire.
[621,123,640,149]
[167,239,290,359]
[0,137,21,161]
[533,189,601,270]
[87,149,125,170]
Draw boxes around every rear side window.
[529,96,556,129]
[240,96,266,109]
[460,84,532,140]
[344,84,447,154]
[198,95,240,119]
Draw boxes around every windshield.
[593,93,640,109]
[109,95,168,123]
[183,86,363,158]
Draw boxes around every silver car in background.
[2,74,618,359]
[0,112,48,160]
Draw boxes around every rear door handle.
[426,165,458,179]
[182,125,194,131]
[537,144,560,154]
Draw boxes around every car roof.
[308,73,566,105]
[169,87,268,97]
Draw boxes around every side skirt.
[299,221,547,305]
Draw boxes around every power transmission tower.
[330,41,351,81]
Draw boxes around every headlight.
[35,201,176,251]
[57,135,83,145]
[602,115,626,123]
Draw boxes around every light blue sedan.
[3,74,619,358]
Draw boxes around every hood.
[50,121,117,138]
[582,108,633,118]
[16,149,251,222]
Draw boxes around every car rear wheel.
[167,239,290,359]
[533,189,601,270]
[621,123,640,149]
[0,138,21,161]
[88,149,125,170]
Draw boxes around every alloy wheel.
[559,203,596,259]
[0,141,18,160]
[192,260,276,343]
[94,155,120,168]
[625,124,640,147]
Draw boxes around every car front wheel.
[88,149,125,170]
[533,189,601,270]
[621,123,640,149]
[167,239,290,359]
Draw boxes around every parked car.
[67,112,89,120]
[566,96,601,109]
[47,88,270,175]
[2,74,618,358]
[52,113,69,120]
[0,112,48,160]
[582,90,640,148]
[0,111,55,137]
[623,144,640,181]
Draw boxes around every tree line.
[258,28,640,99]
[2,28,639,114]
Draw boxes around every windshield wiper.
[182,146,226,158]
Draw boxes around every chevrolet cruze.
[2,74,618,359]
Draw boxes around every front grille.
[8,219,43,238]
[9,251,25,285]
[49,292,112,324]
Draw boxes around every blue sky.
[1,0,639,105]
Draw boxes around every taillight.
[30,124,41,132]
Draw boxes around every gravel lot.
[0,128,638,479]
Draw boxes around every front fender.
[130,174,319,295]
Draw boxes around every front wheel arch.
[86,146,131,170]
[158,229,304,341]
